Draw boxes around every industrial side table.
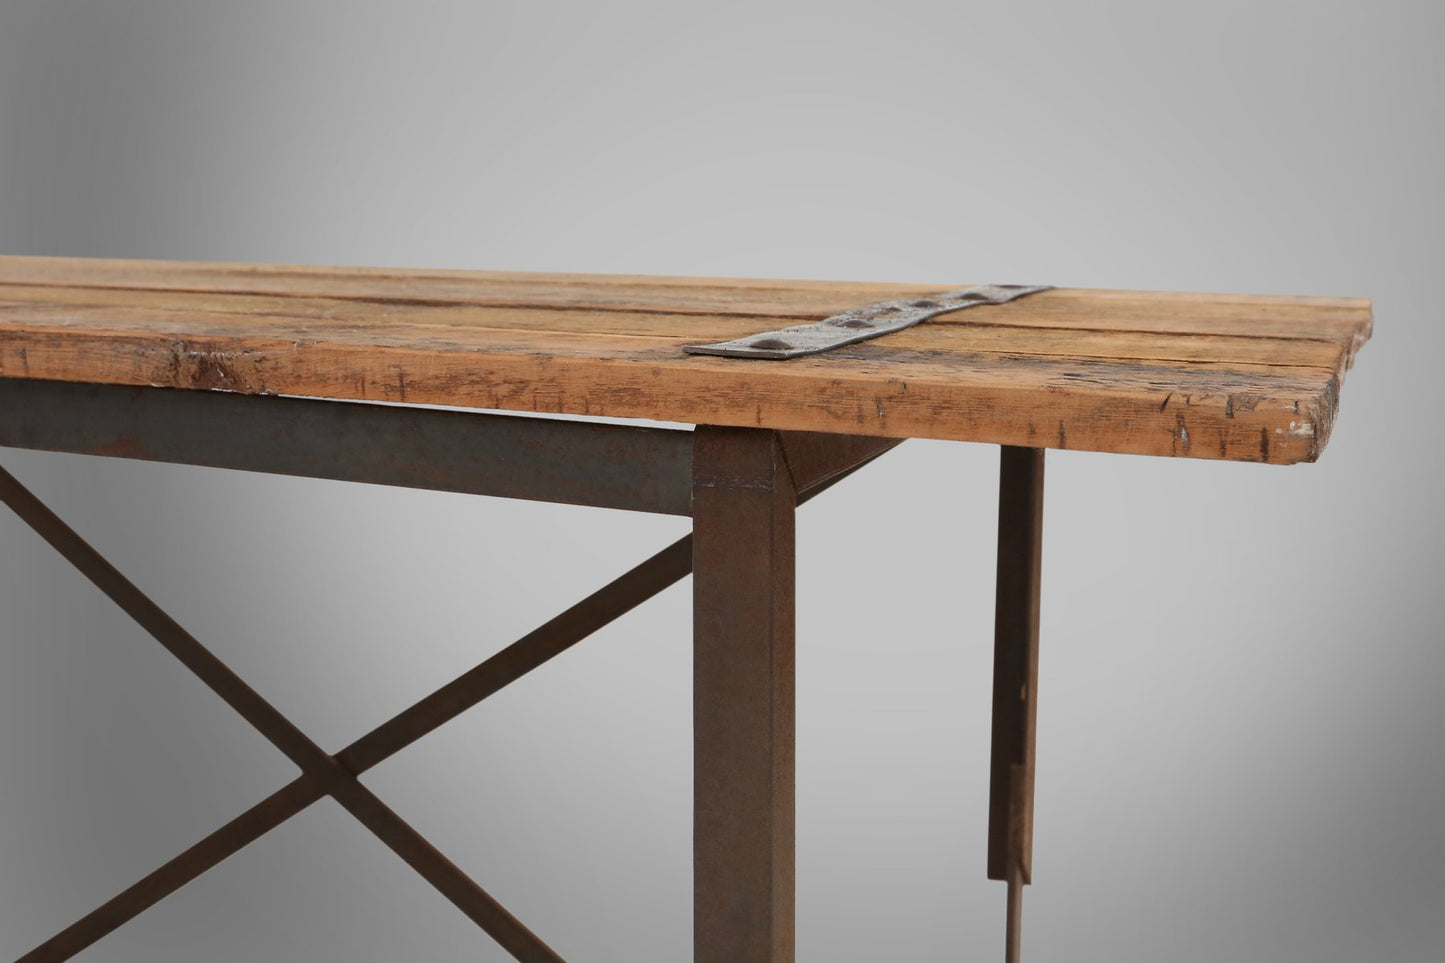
[0,257,1371,962]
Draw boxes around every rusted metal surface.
[988,446,1044,962]
[17,773,321,962]
[0,377,693,515]
[684,284,1052,359]
[0,465,566,963]
[324,775,565,963]
[776,430,903,493]
[17,527,694,962]
[4,427,900,960]
[338,536,695,774]
[988,446,1044,883]
[693,426,797,963]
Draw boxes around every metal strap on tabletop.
[684,283,1052,359]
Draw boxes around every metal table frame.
[1,377,1042,963]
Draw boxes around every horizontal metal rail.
[0,378,695,515]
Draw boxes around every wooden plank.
[954,290,1371,366]
[0,321,1342,464]
[0,295,772,342]
[0,255,945,319]
[0,257,1371,339]
[881,324,1351,376]
[0,268,1371,350]
[0,293,1354,377]
[0,256,1372,465]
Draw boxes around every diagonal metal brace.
[3,430,901,962]
[0,464,565,963]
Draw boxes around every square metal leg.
[692,426,797,963]
[989,446,1045,963]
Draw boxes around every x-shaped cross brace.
[0,443,887,962]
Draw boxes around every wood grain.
[0,256,1373,464]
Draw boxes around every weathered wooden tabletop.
[0,256,1371,464]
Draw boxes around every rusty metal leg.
[988,446,1044,963]
[692,426,796,963]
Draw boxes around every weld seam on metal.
[683,284,1053,360]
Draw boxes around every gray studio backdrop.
[1,2,1440,961]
